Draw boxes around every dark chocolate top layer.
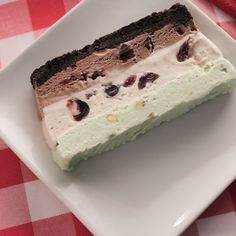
[31,3,195,88]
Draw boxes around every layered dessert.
[31,3,236,170]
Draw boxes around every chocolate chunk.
[143,37,154,52]
[123,75,136,87]
[119,44,135,61]
[175,25,185,35]
[138,72,159,89]
[67,98,90,121]
[105,85,119,97]
[91,69,106,80]
[80,72,88,81]
[176,38,193,62]
[190,24,197,31]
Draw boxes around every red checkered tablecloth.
[0,1,235,235]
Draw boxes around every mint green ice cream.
[53,58,236,170]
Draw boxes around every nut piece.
[106,114,119,123]
[148,112,157,119]
[135,100,145,108]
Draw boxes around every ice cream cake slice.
[31,3,236,170]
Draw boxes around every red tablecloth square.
[181,223,199,236]
[27,0,66,30]
[63,0,81,12]
[72,214,93,236]
[0,184,31,229]
[218,21,236,39]
[0,149,24,188]
[20,162,38,183]
[229,181,236,212]
[32,213,77,236]
[0,0,32,39]
[199,189,235,219]
[0,223,34,236]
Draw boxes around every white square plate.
[0,0,236,235]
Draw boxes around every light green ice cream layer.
[53,58,236,170]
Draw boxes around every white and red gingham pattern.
[0,0,235,235]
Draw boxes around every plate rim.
[0,0,236,235]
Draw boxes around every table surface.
[0,0,235,235]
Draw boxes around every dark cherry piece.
[67,98,90,121]
[138,72,159,89]
[123,75,136,87]
[176,38,193,62]
[119,44,135,62]
[143,37,154,52]
[105,85,119,97]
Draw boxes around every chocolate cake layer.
[31,3,195,89]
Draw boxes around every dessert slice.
[31,3,236,170]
